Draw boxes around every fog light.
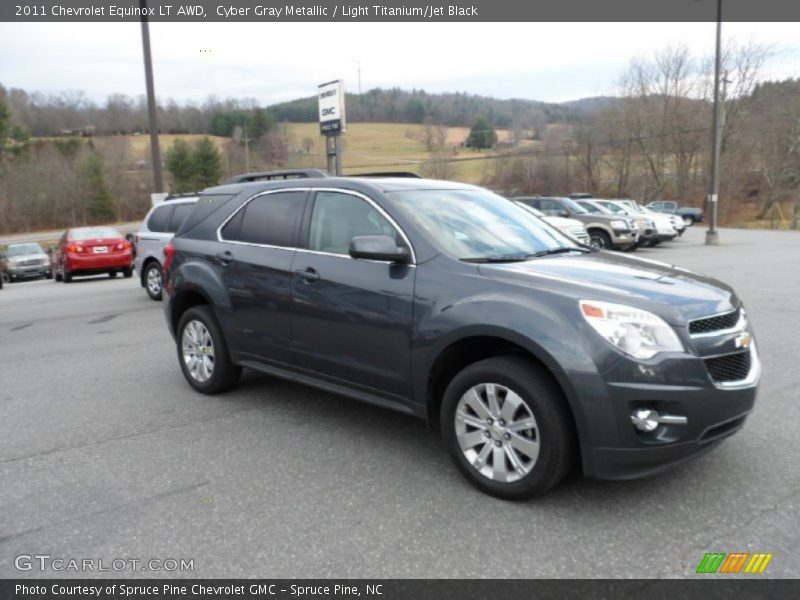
[631,409,687,432]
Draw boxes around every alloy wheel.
[147,266,162,297]
[181,320,215,383]
[455,383,540,483]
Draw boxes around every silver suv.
[2,242,52,282]
[135,196,198,300]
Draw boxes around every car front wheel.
[588,230,611,250]
[177,305,241,394]
[441,356,576,500]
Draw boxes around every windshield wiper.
[527,247,593,258]
[460,255,532,263]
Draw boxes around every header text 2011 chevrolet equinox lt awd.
[163,177,760,499]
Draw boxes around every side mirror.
[558,210,570,218]
[349,235,410,264]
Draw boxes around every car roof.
[202,176,482,196]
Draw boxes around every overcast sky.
[1,22,798,105]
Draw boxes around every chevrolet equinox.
[163,177,759,499]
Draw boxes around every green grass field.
[122,123,513,184]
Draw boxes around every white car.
[599,200,678,246]
[515,202,590,245]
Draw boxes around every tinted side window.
[147,205,173,232]
[167,203,195,233]
[308,192,397,256]
[223,191,306,247]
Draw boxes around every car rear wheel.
[588,230,611,250]
[109,271,117,278]
[177,305,241,394]
[441,356,576,499]
[144,263,163,301]
[63,270,72,283]
[123,266,133,278]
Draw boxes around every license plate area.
[93,246,108,254]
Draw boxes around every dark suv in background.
[163,175,759,499]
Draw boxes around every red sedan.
[55,227,133,283]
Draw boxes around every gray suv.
[163,175,759,499]
[1,243,52,282]
[135,196,198,300]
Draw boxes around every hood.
[478,251,738,325]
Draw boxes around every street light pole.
[706,0,723,245]
[140,0,163,193]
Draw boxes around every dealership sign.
[318,79,346,134]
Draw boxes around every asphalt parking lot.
[1,225,798,579]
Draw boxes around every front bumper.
[8,264,50,279]
[568,343,759,480]
[656,232,677,242]
[611,231,637,249]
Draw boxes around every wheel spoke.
[509,431,539,462]
[485,384,501,416]
[504,443,528,476]
[508,418,536,433]
[462,388,491,420]
[472,442,492,469]
[457,410,487,431]
[500,390,524,422]
[458,429,489,451]
[492,445,509,482]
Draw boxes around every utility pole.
[243,127,251,173]
[140,0,163,193]
[706,0,723,245]
[357,61,362,94]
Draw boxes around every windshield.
[70,227,122,241]
[578,201,609,215]
[599,202,628,215]
[389,189,581,261]
[559,197,588,214]
[7,243,45,256]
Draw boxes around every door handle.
[294,267,320,282]
[215,251,233,266]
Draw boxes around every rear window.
[176,194,235,238]
[70,227,122,240]
[146,205,173,232]
[167,203,195,233]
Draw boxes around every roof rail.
[223,169,331,184]
[164,192,200,201]
[349,171,423,178]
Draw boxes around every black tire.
[588,229,612,250]
[45,271,53,279]
[144,262,163,301]
[55,270,63,282]
[176,305,241,394]
[122,266,133,278]
[63,270,73,283]
[441,356,577,500]
[109,271,117,278]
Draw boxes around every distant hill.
[266,88,610,128]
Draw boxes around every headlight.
[610,220,627,230]
[579,300,684,360]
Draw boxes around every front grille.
[689,308,740,335]
[704,350,752,383]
